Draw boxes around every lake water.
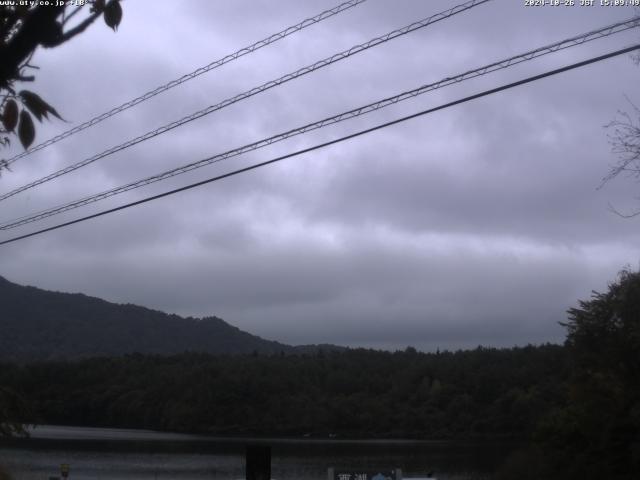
[0,426,511,480]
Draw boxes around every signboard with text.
[329,469,400,480]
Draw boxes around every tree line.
[0,344,568,439]
[0,269,638,479]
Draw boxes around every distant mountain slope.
[0,275,300,361]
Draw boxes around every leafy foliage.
[16,109,33,149]
[0,0,123,161]
[103,0,123,31]
[524,269,640,479]
[19,90,62,122]
[0,387,31,437]
[1,99,17,132]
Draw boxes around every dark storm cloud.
[1,0,639,350]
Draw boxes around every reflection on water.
[26,425,208,442]
[0,449,242,480]
[0,426,508,480]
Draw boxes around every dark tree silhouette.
[0,387,32,437]
[604,99,640,217]
[0,1,122,436]
[530,269,640,479]
[602,18,640,217]
[0,0,123,172]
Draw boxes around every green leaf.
[19,90,63,122]
[18,110,35,150]
[2,99,18,132]
[104,0,123,31]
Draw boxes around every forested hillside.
[0,276,296,360]
[0,345,568,438]
[1,270,638,479]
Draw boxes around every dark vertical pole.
[246,445,271,480]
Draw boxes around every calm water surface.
[0,426,510,480]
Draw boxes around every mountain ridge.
[0,275,335,361]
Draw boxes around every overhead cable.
[2,0,369,166]
[1,16,638,231]
[0,0,492,203]
[1,43,637,247]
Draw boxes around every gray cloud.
[1,0,639,351]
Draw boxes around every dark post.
[246,445,271,480]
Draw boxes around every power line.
[2,16,637,231]
[2,0,369,167]
[0,0,492,203]
[1,44,637,248]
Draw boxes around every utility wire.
[0,0,491,203]
[1,44,637,247]
[1,16,637,231]
[2,0,369,167]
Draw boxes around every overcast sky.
[1,0,639,351]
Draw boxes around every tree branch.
[607,202,640,218]
[55,8,102,46]
[0,6,64,87]
[601,98,640,188]
[62,4,84,26]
